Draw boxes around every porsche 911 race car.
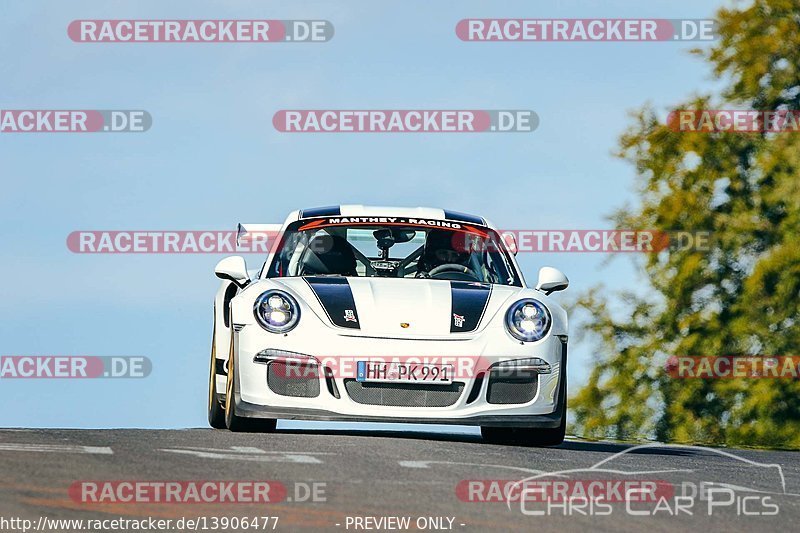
[208,205,569,445]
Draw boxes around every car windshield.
[265,219,521,286]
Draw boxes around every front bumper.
[222,327,567,428]
[232,398,565,428]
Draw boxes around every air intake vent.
[267,361,320,398]
[344,380,464,407]
[486,371,538,404]
[466,373,485,404]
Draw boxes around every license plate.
[356,361,454,384]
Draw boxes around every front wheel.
[224,349,277,433]
[482,369,567,446]
[208,324,226,429]
[481,416,565,447]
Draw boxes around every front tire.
[482,365,567,446]
[224,343,277,433]
[480,415,565,446]
[208,322,226,429]
[480,426,517,444]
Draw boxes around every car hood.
[272,276,522,338]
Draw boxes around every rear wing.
[236,223,283,250]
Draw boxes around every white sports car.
[208,205,569,445]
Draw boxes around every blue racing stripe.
[450,281,491,333]
[301,206,341,218]
[304,276,360,329]
[443,209,485,225]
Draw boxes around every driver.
[416,229,471,277]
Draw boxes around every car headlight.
[254,290,300,333]
[505,299,551,342]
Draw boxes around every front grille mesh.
[344,380,464,407]
[486,371,538,404]
[267,361,320,398]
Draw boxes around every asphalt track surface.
[0,428,798,532]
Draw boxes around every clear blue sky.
[0,0,726,428]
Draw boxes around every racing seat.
[300,234,358,276]
[418,229,470,273]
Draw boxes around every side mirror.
[535,266,569,295]
[215,256,249,287]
